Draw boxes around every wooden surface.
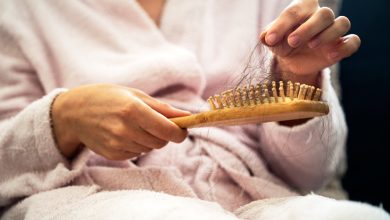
[170,100,329,128]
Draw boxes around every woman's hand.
[260,0,361,85]
[51,84,190,160]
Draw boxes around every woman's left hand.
[260,0,361,82]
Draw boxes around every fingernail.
[309,39,321,49]
[266,33,278,45]
[289,35,301,47]
[328,52,339,60]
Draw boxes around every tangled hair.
[231,41,274,90]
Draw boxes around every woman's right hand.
[51,84,190,160]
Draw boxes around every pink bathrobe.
[0,0,347,216]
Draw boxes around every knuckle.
[285,5,303,20]
[131,88,147,97]
[304,0,319,11]
[319,7,335,21]
[107,139,122,150]
[160,102,171,109]
[306,0,318,4]
[152,139,168,149]
[119,102,137,117]
[110,125,126,138]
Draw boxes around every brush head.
[207,81,322,110]
[171,81,329,128]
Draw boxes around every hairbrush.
[170,81,329,128]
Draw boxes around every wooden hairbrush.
[170,81,329,128]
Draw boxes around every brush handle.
[170,100,329,128]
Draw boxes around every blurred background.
[339,0,390,212]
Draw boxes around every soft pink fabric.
[0,0,347,214]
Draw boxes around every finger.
[107,121,167,152]
[123,141,155,153]
[144,98,191,118]
[95,145,139,161]
[288,7,335,48]
[105,150,139,161]
[133,89,192,118]
[326,34,361,62]
[309,16,351,49]
[107,135,156,153]
[120,124,169,149]
[262,3,318,46]
[133,101,188,143]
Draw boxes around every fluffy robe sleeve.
[0,18,77,208]
[257,69,347,193]
[0,90,81,208]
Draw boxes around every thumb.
[141,96,191,118]
[129,88,191,118]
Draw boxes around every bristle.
[207,81,324,110]
[297,84,304,100]
[303,85,309,99]
[313,88,322,101]
[222,90,234,108]
[293,83,300,98]
[288,81,294,99]
[272,81,277,91]
[243,86,250,106]
[286,81,290,97]
[214,95,223,109]
[228,90,236,107]
[249,85,256,105]
[254,84,261,104]
[241,87,247,106]
[306,86,314,100]
[235,88,243,107]
[279,81,286,102]
[207,97,217,110]
[264,89,270,103]
[221,92,229,108]
[272,82,278,103]
[261,83,268,103]
[298,84,308,100]
[264,88,271,104]
[221,94,229,108]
